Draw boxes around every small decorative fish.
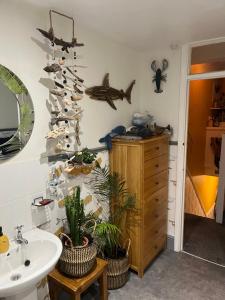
[37,28,84,53]
[51,109,82,125]
[71,94,83,101]
[75,120,81,145]
[66,67,84,83]
[55,81,64,89]
[85,73,135,110]
[46,126,69,139]
[44,63,61,73]
[50,89,64,97]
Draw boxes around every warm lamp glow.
[192,175,218,214]
[191,62,225,74]
[191,64,207,74]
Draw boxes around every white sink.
[0,228,62,299]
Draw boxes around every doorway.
[175,38,225,254]
[183,77,225,265]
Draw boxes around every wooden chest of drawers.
[110,135,169,277]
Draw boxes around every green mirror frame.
[0,64,34,162]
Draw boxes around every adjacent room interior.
[183,43,225,265]
[184,77,225,265]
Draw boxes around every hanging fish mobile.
[37,28,84,53]
[150,59,168,93]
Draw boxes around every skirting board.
[167,235,175,250]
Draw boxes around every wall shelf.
[47,146,108,162]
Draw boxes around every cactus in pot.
[65,186,86,246]
[59,185,97,277]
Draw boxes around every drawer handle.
[155,164,159,168]
[155,146,160,150]
[155,198,159,202]
[155,182,159,185]
[155,230,159,234]
[155,214,159,218]
[154,245,158,250]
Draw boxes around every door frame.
[174,36,225,252]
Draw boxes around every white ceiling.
[26,0,225,51]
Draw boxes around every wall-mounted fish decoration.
[71,94,83,101]
[50,89,65,97]
[75,120,81,145]
[54,80,84,95]
[37,28,84,53]
[62,74,85,88]
[66,67,84,83]
[85,73,135,110]
[51,109,83,125]
[44,63,61,73]
[55,81,64,89]
[46,126,69,139]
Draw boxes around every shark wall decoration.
[85,73,135,110]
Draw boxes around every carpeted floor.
[60,249,225,299]
[183,213,225,265]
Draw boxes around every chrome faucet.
[15,225,28,245]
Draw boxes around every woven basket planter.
[106,239,131,290]
[107,256,129,289]
[59,233,97,278]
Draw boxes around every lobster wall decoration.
[150,59,168,93]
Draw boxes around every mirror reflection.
[0,65,34,161]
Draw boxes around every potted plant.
[90,166,136,289]
[59,186,97,277]
[66,148,97,176]
[82,148,96,165]
[68,151,83,166]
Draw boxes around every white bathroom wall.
[0,1,49,239]
[139,47,181,140]
[0,0,140,239]
[0,0,184,243]
[139,47,182,237]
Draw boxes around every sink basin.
[0,228,62,299]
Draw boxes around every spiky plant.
[89,166,136,227]
[65,186,86,246]
[94,222,121,258]
[88,166,136,258]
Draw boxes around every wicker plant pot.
[59,233,97,278]
[107,256,129,289]
[107,239,131,290]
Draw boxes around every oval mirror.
[0,65,34,162]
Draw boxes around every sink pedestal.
[4,288,37,300]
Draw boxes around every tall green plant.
[90,166,136,226]
[65,186,85,246]
[89,166,136,258]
